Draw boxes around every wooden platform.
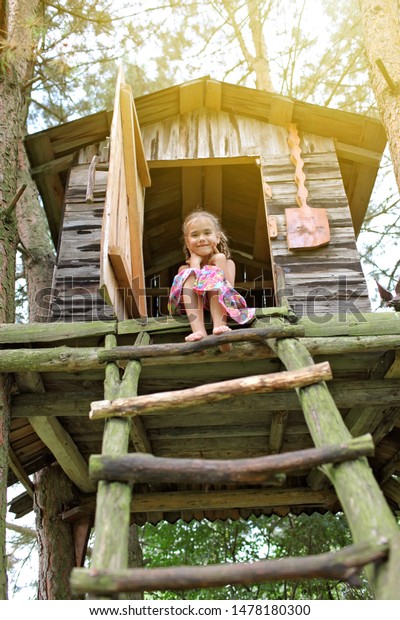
[5,310,400,525]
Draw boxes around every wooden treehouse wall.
[140,108,371,316]
[50,107,370,322]
[50,145,115,322]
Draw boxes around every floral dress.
[168,265,255,325]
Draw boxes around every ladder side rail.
[90,333,149,600]
[264,319,400,600]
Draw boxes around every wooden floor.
[6,311,400,524]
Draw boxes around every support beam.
[335,141,382,167]
[28,416,95,493]
[8,447,34,497]
[268,95,294,126]
[73,515,93,568]
[64,486,338,517]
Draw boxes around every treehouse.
[5,74,400,597]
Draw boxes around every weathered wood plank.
[269,411,288,454]
[11,379,400,418]
[28,416,95,493]
[0,321,116,344]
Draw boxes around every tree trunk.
[358,0,400,192]
[221,0,275,91]
[246,0,274,91]
[16,142,55,322]
[0,0,41,599]
[34,464,79,600]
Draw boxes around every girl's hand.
[209,251,226,266]
[187,250,202,268]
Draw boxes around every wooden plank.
[0,320,116,344]
[8,447,34,497]
[120,84,147,318]
[205,80,222,110]
[179,80,204,114]
[181,166,202,218]
[148,156,260,169]
[129,487,336,512]
[27,134,65,246]
[131,97,151,189]
[99,69,130,321]
[30,153,76,177]
[335,141,382,167]
[268,95,294,126]
[253,175,271,263]
[269,411,288,454]
[108,245,139,317]
[204,166,222,217]
[130,416,152,454]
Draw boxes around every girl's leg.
[182,274,207,341]
[208,291,231,352]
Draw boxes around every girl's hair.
[182,209,231,260]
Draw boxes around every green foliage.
[140,513,373,600]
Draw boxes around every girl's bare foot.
[213,325,232,352]
[185,331,206,342]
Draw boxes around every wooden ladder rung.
[90,362,332,420]
[70,540,388,595]
[89,434,375,485]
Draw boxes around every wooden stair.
[70,320,400,600]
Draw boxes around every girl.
[168,210,255,348]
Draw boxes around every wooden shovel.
[285,124,330,250]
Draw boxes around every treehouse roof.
[25,76,386,248]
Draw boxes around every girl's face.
[185,216,220,258]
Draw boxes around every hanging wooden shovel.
[285,124,330,250]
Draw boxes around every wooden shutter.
[100,67,151,318]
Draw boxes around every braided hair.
[182,209,231,260]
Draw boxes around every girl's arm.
[210,253,236,286]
